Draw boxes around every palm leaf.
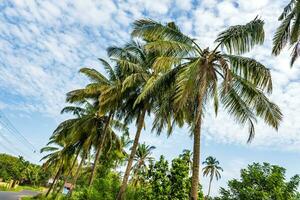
[272,11,295,55]
[132,19,193,44]
[79,68,109,84]
[224,54,272,93]
[215,17,264,54]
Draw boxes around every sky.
[0,0,300,196]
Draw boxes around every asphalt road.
[0,190,39,200]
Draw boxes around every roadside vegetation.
[0,153,51,192]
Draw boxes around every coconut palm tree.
[273,0,300,66]
[67,58,125,187]
[112,41,164,199]
[202,156,223,198]
[41,144,75,197]
[132,18,282,200]
[131,143,155,186]
[43,98,124,197]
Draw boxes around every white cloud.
[175,0,192,11]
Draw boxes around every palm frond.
[278,0,296,20]
[224,54,272,93]
[79,68,109,84]
[132,19,193,44]
[61,106,86,116]
[145,40,195,56]
[98,58,117,81]
[272,11,295,55]
[215,17,264,54]
[290,42,300,66]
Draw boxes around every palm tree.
[202,156,223,198]
[273,0,300,66]
[41,144,75,197]
[42,99,123,196]
[67,58,125,187]
[132,18,282,200]
[131,143,155,186]
[113,41,161,199]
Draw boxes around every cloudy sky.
[0,0,299,196]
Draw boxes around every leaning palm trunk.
[69,152,86,197]
[191,79,206,200]
[56,151,80,196]
[116,108,147,200]
[46,167,61,197]
[88,113,113,187]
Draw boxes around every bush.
[71,172,120,200]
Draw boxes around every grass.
[0,184,45,192]
[20,194,67,200]
[21,197,32,200]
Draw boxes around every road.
[0,190,39,200]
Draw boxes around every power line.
[0,141,17,155]
[0,111,37,153]
[0,128,35,160]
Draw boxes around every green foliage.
[215,17,265,55]
[216,163,300,200]
[71,172,120,200]
[0,153,23,181]
[169,151,191,200]
[125,151,204,200]
[149,156,171,200]
[0,154,50,186]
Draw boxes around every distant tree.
[131,143,155,186]
[202,156,223,198]
[0,154,49,187]
[216,163,300,200]
[0,154,22,181]
[169,150,192,200]
[148,156,170,200]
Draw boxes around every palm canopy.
[132,18,282,141]
[133,143,156,169]
[107,41,155,122]
[273,0,300,66]
[131,143,155,186]
[131,18,282,200]
[65,58,130,187]
[202,156,223,181]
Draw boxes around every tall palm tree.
[43,99,123,196]
[131,143,155,186]
[273,0,300,66]
[41,143,75,197]
[202,156,223,198]
[132,18,282,200]
[67,58,125,187]
[113,41,161,199]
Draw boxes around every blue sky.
[0,0,299,196]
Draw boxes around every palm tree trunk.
[116,107,147,200]
[69,152,86,197]
[191,80,206,200]
[132,162,141,180]
[46,167,61,197]
[88,112,113,187]
[207,176,213,198]
[51,170,63,196]
[56,151,80,196]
